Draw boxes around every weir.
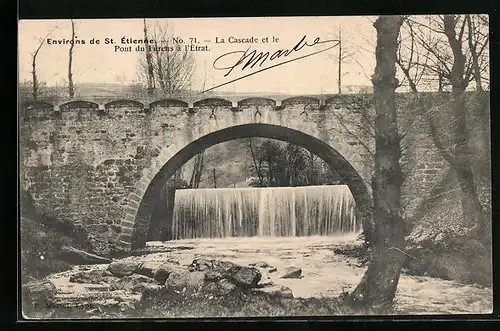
[169,185,359,240]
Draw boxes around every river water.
[147,235,493,315]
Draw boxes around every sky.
[18,16,379,95]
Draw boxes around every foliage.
[20,191,93,283]
[247,139,341,187]
[136,289,379,318]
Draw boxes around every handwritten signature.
[201,35,340,94]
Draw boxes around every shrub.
[20,208,93,282]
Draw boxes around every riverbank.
[22,235,492,319]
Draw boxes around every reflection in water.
[171,185,359,240]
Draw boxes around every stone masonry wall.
[19,93,455,250]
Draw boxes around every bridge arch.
[119,122,372,249]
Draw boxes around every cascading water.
[170,185,359,240]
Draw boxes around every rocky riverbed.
[21,235,493,319]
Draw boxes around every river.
[145,234,492,315]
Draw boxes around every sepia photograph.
[18,15,492,319]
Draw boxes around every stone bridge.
[19,93,449,251]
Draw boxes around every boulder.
[201,278,237,296]
[231,266,261,288]
[212,260,241,276]
[165,270,206,293]
[136,262,171,283]
[185,259,261,290]
[59,245,112,265]
[136,261,158,278]
[22,280,57,305]
[107,261,142,277]
[153,267,171,284]
[69,269,114,284]
[281,267,302,279]
[132,283,165,295]
[109,274,158,292]
[218,279,237,295]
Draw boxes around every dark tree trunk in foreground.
[349,15,405,310]
[68,19,75,99]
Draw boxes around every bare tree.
[30,27,57,101]
[328,24,362,94]
[248,138,265,186]
[143,19,156,94]
[396,15,490,241]
[68,19,76,99]
[188,151,205,189]
[137,21,195,97]
[349,15,405,310]
[338,26,343,94]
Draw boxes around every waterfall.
[170,185,359,240]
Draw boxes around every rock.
[201,278,237,296]
[188,258,213,272]
[268,267,277,273]
[427,253,470,283]
[22,280,57,305]
[136,261,159,278]
[231,266,261,288]
[212,260,240,276]
[218,279,237,295]
[249,261,271,268]
[132,283,165,295]
[154,267,171,284]
[69,269,114,284]
[137,262,171,283]
[107,261,142,277]
[59,245,112,265]
[204,268,224,282]
[165,270,206,293]
[281,267,302,279]
[434,233,445,243]
[96,298,120,307]
[257,280,275,288]
[109,274,157,292]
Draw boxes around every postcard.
[18,15,492,319]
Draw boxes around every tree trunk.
[143,19,155,95]
[443,15,487,240]
[349,15,405,310]
[32,55,38,101]
[248,139,264,186]
[338,26,342,94]
[466,15,483,92]
[68,19,75,99]
[154,39,166,92]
